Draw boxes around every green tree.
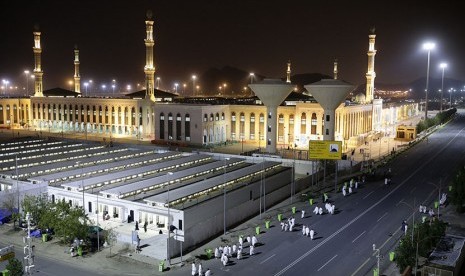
[104,226,119,257]
[5,257,24,276]
[450,166,465,213]
[1,190,19,229]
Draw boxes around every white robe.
[318,208,323,215]
[310,230,315,240]
[305,227,310,237]
[301,210,305,218]
[249,245,254,256]
[252,236,258,246]
[198,264,203,276]
[192,264,197,276]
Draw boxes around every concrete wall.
[179,168,291,253]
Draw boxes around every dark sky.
[1,0,464,92]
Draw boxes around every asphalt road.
[0,240,101,276]
[166,110,465,276]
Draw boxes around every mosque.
[0,12,418,154]
[0,11,420,261]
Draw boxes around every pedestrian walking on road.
[249,245,254,256]
[191,263,197,276]
[246,236,251,244]
[310,229,315,240]
[385,178,388,185]
[198,263,203,276]
[205,268,211,276]
[302,225,306,236]
[252,235,258,247]
[239,236,243,247]
[281,222,285,231]
[143,221,148,233]
[313,206,319,214]
[318,207,323,215]
[301,209,305,218]
[135,221,139,231]
[305,226,310,237]
[214,247,220,259]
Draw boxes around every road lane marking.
[377,212,388,222]
[352,231,366,243]
[396,198,404,206]
[317,254,337,272]
[274,130,463,276]
[352,189,438,275]
[260,254,276,264]
[351,257,370,276]
[363,191,374,199]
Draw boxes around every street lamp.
[165,171,174,265]
[88,80,93,94]
[24,70,30,96]
[249,72,255,84]
[449,88,454,108]
[156,77,160,89]
[223,83,227,96]
[428,179,444,218]
[182,83,186,95]
[76,161,85,213]
[422,42,435,120]
[174,83,178,94]
[439,63,447,112]
[373,244,380,276]
[68,80,73,91]
[101,84,106,93]
[84,82,89,97]
[399,198,416,242]
[223,157,230,236]
[192,75,197,96]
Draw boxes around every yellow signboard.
[0,252,15,262]
[309,140,342,160]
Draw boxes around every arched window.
[239,112,245,140]
[278,114,284,142]
[159,112,165,139]
[231,112,236,140]
[301,112,306,134]
[185,114,191,141]
[168,112,173,140]
[311,113,317,134]
[250,113,255,140]
[176,113,182,140]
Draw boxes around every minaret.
[74,45,81,94]
[365,27,377,103]
[286,60,291,83]
[333,59,338,80]
[32,25,44,97]
[144,10,156,101]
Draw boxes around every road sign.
[0,251,15,262]
[309,140,342,160]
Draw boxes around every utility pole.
[373,243,380,276]
[24,212,35,274]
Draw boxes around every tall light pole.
[76,161,85,212]
[399,198,416,242]
[88,80,93,94]
[84,82,89,97]
[423,42,435,120]
[428,179,443,218]
[156,77,160,89]
[24,70,30,96]
[223,157,230,236]
[101,84,106,93]
[166,172,174,265]
[192,75,196,96]
[373,244,380,276]
[174,83,178,94]
[439,63,447,112]
[449,88,454,108]
[111,84,115,95]
[249,72,255,84]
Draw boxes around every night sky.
[1,0,464,92]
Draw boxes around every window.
[185,114,190,141]
[159,112,165,139]
[301,113,306,134]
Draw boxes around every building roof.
[126,89,177,99]
[43,87,80,97]
[427,234,465,268]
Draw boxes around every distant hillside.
[352,77,464,100]
[198,66,331,96]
